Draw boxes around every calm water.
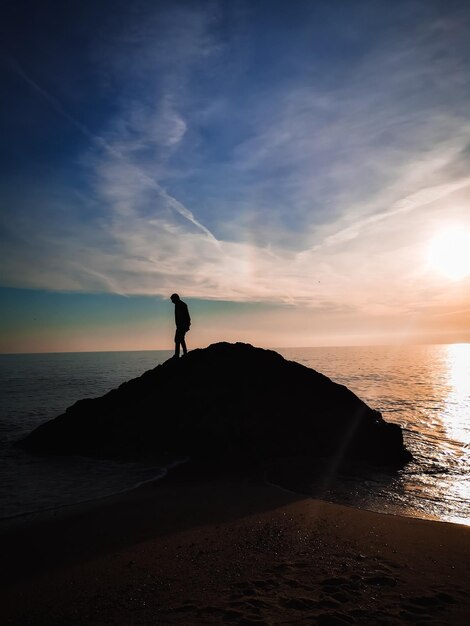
[280,344,470,526]
[0,344,469,525]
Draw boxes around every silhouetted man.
[170,293,191,357]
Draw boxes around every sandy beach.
[1,463,469,625]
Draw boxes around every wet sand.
[1,464,469,625]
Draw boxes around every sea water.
[280,345,470,526]
[0,350,175,522]
[0,344,468,525]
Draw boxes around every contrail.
[321,177,470,248]
[7,57,98,142]
[5,56,219,243]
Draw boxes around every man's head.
[170,293,180,303]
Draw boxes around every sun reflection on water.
[279,344,470,525]
[438,343,470,524]
[442,343,470,448]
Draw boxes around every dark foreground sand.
[1,464,469,625]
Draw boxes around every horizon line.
[1,339,468,357]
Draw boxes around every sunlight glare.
[440,343,470,516]
[428,227,470,281]
[443,343,470,449]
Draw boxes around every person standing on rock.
[170,293,191,358]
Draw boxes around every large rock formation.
[18,342,412,468]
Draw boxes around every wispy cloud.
[320,175,470,248]
[2,0,470,323]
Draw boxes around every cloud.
[1,0,470,326]
[320,175,470,248]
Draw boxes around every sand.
[1,463,469,625]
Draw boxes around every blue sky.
[1,0,470,351]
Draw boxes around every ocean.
[0,344,469,526]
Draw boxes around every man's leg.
[181,333,187,355]
[174,330,181,357]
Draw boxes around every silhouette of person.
[170,293,191,357]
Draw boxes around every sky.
[1,0,470,353]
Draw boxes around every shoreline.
[1,463,469,625]
[2,456,462,531]
[0,456,190,529]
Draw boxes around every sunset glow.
[1,1,470,352]
[428,227,470,281]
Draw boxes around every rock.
[18,342,412,468]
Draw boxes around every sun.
[428,227,470,281]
